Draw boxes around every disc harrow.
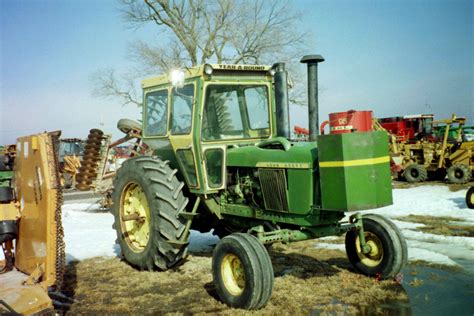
[75,129,106,191]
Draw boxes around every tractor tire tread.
[212,233,274,310]
[111,156,188,271]
[447,164,471,184]
[345,214,407,279]
[404,164,428,183]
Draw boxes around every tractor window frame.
[170,83,195,136]
[204,148,225,189]
[200,83,272,143]
[176,148,199,188]
[143,88,169,138]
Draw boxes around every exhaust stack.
[273,62,290,139]
[300,55,325,141]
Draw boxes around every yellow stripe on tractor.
[319,156,390,168]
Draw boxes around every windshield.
[202,85,270,141]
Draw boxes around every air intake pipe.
[300,55,325,141]
[272,62,290,139]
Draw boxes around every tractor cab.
[141,64,277,194]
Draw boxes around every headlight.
[204,64,213,75]
[170,69,185,88]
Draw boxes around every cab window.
[171,84,194,135]
[202,85,270,141]
[145,89,168,136]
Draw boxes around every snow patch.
[391,219,425,230]
[319,236,342,241]
[62,203,118,262]
[357,186,474,224]
[407,247,458,266]
[314,242,346,252]
[188,231,219,252]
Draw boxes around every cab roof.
[141,64,272,89]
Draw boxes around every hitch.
[349,213,371,254]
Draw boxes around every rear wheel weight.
[212,233,274,310]
[111,156,188,271]
[345,214,407,279]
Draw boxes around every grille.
[258,168,289,212]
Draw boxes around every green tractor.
[111,55,407,309]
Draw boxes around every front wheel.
[345,214,407,279]
[212,233,274,310]
[466,187,474,209]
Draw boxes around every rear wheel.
[212,233,274,309]
[345,214,407,279]
[466,187,474,209]
[403,164,427,183]
[112,156,189,270]
[447,164,471,184]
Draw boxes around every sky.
[0,0,472,144]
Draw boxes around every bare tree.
[93,0,307,106]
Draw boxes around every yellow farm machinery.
[0,132,65,314]
[381,114,474,183]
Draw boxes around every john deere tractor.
[111,55,407,309]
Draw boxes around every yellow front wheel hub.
[356,232,384,267]
[120,182,151,253]
[221,254,246,296]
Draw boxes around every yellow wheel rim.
[470,191,474,205]
[356,232,384,267]
[221,254,246,296]
[120,182,151,253]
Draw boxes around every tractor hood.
[226,139,318,169]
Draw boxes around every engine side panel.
[226,143,317,215]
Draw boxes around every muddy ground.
[59,240,409,315]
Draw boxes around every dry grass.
[60,240,408,315]
[397,214,474,237]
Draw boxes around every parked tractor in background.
[385,114,473,183]
[379,114,434,142]
[435,124,474,142]
[110,55,407,309]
